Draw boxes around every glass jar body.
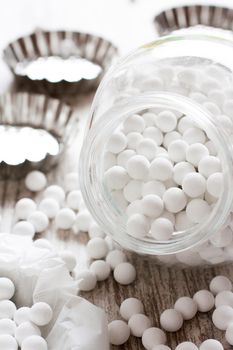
[80,35,233,267]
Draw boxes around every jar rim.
[80,91,233,255]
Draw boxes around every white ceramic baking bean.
[151,218,173,241]
[108,320,130,345]
[25,171,47,192]
[38,198,60,219]
[168,140,188,163]
[29,302,53,327]
[160,309,183,332]
[149,158,173,181]
[15,198,36,220]
[55,208,76,230]
[89,260,111,281]
[206,172,223,198]
[28,211,49,233]
[174,297,197,320]
[128,313,151,337]
[123,180,142,202]
[76,270,97,292]
[120,298,144,321]
[182,173,206,198]
[178,116,194,134]
[113,262,136,285]
[43,185,65,204]
[107,132,127,153]
[186,143,209,166]
[193,290,215,312]
[0,278,15,300]
[76,210,93,232]
[21,335,48,350]
[15,321,41,346]
[182,127,206,145]
[104,166,129,190]
[0,300,16,319]
[163,131,181,149]
[137,138,157,160]
[215,291,233,308]
[198,156,221,177]
[175,211,193,231]
[141,195,164,218]
[199,339,223,350]
[142,181,166,198]
[0,334,18,350]
[117,150,136,168]
[0,319,16,335]
[123,114,145,134]
[186,199,211,224]
[163,188,187,213]
[143,127,163,145]
[127,155,150,180]
[155,110,177,132]
[127,132,143,149]
[142,327,167,350]
[142,112,157,127]
[106,250,127,270]
[12,221,35,238]
[212,305,233,330]
[126,213,150,238]
[173,161,195,185]
[14,307,30,325]
[86,237,109,259]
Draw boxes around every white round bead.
[15,198,36,220]
[142,112,157,127]
[163,188,187,213]
[88,222,105,239]
[193,290,215,312]
[76,270,97,291]
[175,342,198,350]
[0,300,16,319]
[163,131,181,149]
[0,319,16,335]
[108,320,130,345]
[104,166,129,190]
[76,210,93,232]
[174,297,197,320]
[21,335,48,350]
[66,190,82,211]
[186,199,211,224]
[120,298,144,321]
[25,171,47,192]
[127,132,143,149]
[209,276,232,295]
[186,143,209,166]
[123,114,145,134]
[117,149,135,168]
[38,198,59,219]
[198,156,221,177]
[126,213,150,238]
[182,173,206,198]
[182,127,206,145]
[151,218,173,241]
[178,117,194,134]
[212,305,233,330]
[14,306,30,326]
[15,321,41,346]
[59,250,77,271]
[137,138,157,160]
[149,158,173,181]
[142,327,167,350]
[160,309,183,332]
[175,211,193,231]
[168,140,188,162]
[0,334,18,350]
[12,221,35,238]
[113,262,136,285]
[28,211,49,233]
[86,237,108,259]
[43,185,65,204]
[215,291,233,308]
[64,172,79,192]
[155,110,177,132]
[206,172,223,198]
[143,127,163,145]
[106,250,127,270]
[29,302,53,327]
[89,260,111,281]
[55,208,76,230]
[128,313,151,337]
[0,278,15,300]
[142,195,164,218]
[226,323,233,345]
[123,180,142,202]
[199,339,223,350]
[107,132,127,153]
[142,181,166,198]
[173,161,195,185]
[127,155,150,180]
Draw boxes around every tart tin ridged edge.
[0,92,78,179]
[154,5,233,36]
[3,30,118,97]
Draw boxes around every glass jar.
[79,34,233,267]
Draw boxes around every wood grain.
[0,94,232,350]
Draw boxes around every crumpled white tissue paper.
[0,233,109,350]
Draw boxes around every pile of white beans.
[0,277,52,350]
[108,275,233,350]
